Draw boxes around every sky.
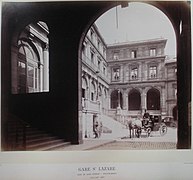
[95,2,176,56]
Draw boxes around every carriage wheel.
[159,124,167,136]
[146,127,151,137]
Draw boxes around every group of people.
[92,110,151,138]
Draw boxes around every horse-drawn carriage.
[128,115,167,138]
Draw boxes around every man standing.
[143,109,150,126]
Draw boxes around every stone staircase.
[7,116,70,151]
[100,114,128,138]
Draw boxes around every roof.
[107,38,167,48]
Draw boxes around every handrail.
[6,113,30,151]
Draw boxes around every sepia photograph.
[0,0,192,179]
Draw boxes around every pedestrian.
[93,121,99,138]
[143,109,150,119]
[143,109,150,126]
[98,121,103,137]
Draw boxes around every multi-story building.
[81,24,109,138]
[107,39,177,119]
[165,56,177,120]
[82,24,177,138]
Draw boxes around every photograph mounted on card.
[1,1,191,154]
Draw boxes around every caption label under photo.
[77,166,117,179]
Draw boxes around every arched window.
[110,90,123,109]
[99,86,102,97]
[147,88,160,110]
[90,82,95,101]
[82,77,88,99]
[17,40,40,93]
[128,89,141,110]
[12,21,49,94]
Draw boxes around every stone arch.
[110,89,123,109]
[11,21,49,94]
[147,88,160,110]
[128,89,141,110]
[18,37,41,61]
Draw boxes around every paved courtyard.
[89,141,176,150]
[88,127,177,150]
[53,127,177,151]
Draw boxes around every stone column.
[125,93,128,111]
[140,62,144,81]
[117,89,121,108]
[161,86,167,115]
[116,89,122,122]
[122,89,127,110]
[121,89,128,121]
[108,93,111,110]
[84,111,88,138]
[43,43,49,91]
[88,75,91,100]
[141,89,147,115]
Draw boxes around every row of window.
[82,88,107,102]
[82,43,107,75]
[112,66,158,81]
[90,29,106,57]
[113,48,157,60]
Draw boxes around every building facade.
[165,57,177,120]
[82,25,177,138]
[81,24,109,138]
[11,22,49,94]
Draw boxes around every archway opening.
[147,88,160,110]
[79,1,178,144]
[128,89,141,110]
[111,90,123,109]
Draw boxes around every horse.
[127,119,143,138]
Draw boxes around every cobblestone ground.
[89,141,176,150]
[52,127,177,151]
[90,127,177,150]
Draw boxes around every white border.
[0,0,193,179]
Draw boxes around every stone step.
[40,142,71,151]
[27,139,66,150]
[7,118,70,151]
